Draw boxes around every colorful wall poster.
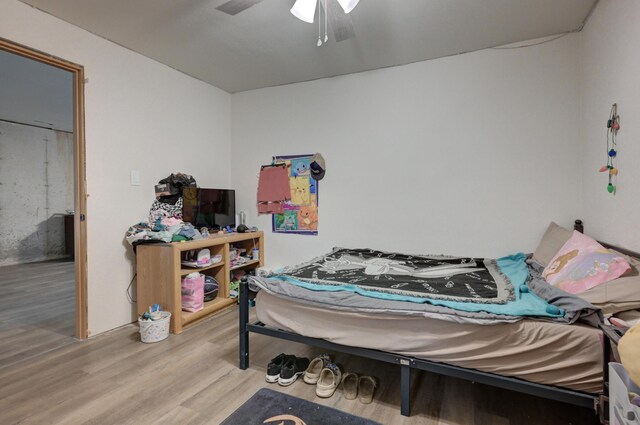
[272,154,318,235]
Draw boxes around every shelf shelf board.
[173,231,263,251]
[180,261,224,276]
[230,259,260,271]
[181,297,236,326]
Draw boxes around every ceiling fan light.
[290,0,317,23]
[337,0,359,14]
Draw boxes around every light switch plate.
[130,170,141,186]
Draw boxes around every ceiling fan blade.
[325,0,355,42]
[216,0,264,15]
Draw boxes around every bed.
[238,221,640,422]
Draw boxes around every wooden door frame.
[0,37,88,339]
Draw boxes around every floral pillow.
[543,231,631,294]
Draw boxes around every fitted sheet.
[256,290,603,393]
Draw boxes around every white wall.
[0,121,74,266]
[579,0,640,252]
[231,34,582,267]
[0,1,231,336]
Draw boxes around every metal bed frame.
[239,281,609,420]
[238,221,637,423]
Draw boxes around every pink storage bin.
[181,273,204,312]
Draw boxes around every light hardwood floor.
[0,304,599,425]
[0,260,76,369]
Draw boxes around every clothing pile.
[125,173,201,248]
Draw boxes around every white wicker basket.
[139,311,171,343]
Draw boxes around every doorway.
[0,38,87,361]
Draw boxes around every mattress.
[256,290,603,393]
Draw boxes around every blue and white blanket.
[251,248,602,326]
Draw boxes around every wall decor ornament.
[599,103,620,195]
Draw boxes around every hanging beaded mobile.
[599,103,620,194]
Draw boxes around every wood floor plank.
[0,299,601,425]
[0,260,76,370]
[0,369,89,424]
[155,406,201,425]
[13,372,122,425]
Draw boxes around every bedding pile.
[250,247,602,326]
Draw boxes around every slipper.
[358,376,376,404]
[303,354,331,385]
[342,372,358,400]
[316,363,342,398]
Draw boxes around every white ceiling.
[19,0,598,93]
[0,49,73,132]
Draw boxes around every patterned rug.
[221,388,382,425]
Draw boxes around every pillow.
[580,250,640,313]
[543,231,631,294]
[598,301,640,316]
[532,222,572,267]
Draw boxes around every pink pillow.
[543,231,631,294]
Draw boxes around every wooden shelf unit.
[136,231,264,334]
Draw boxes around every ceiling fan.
[215,0,359,43]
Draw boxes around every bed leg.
[400,362,411,417]
[600,333,611,423]
[239,280,249,370]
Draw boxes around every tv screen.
[182,188,235,230]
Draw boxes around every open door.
[0,37,88,339]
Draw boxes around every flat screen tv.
[182,188,235,230]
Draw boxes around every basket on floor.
[139,311,171,343]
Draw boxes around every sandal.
[358,376,376,404]
[316,363,342,398]
[342,372,358,400]
[303,354,331,385]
